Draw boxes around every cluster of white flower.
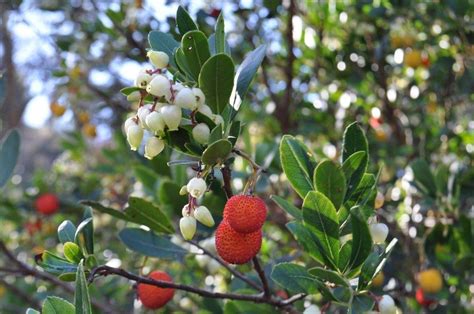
[179,177,215,240]
[123,50,224,159]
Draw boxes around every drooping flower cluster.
[122,50,224,159]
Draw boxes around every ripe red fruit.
[223,195,267,233]
[34,193,59,215]
[416,288,436,307]
[215,219,262,264]
[137,271,175,309]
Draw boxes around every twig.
[188,241,262,291]
[220,165,234,199]
[252,257,271,298]
[88,265,305,308]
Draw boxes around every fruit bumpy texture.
[215,219,262,264]
[34,194,59,215]
[418,268,443,294]
[223,195,267,233]
[137,271,175,309]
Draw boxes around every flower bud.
[147,51,169,69]
[146,75,172,100]
[196,254,211,268]
[303,305,321,314]
[126,124,144,151]
[198,104,213,118]
[144,137,164,160]
[123,116,136,134]
[137,105,152,129]
[160,105,182,131]
[369,223,389,244]
[212,114,224,126]
[134,69,153,89]
[179,185,188,195]
[145,111,165,133]
[179,216,196,240]
[173,82,184,93]
[186,177,207,198]
[175,87,198,110]
[375,191,384,209]
[127,90,141,102]
[181,204,192,217]
[194,206,214,227]
[192,123,210,144]
[379,295,396,314]
[192,88,206,106]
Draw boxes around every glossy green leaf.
[125,197,174,234]
[42,296,75,314]
[303,191,340,267]
[308,267,349,288]
[347,207,372,272]
[148,31,179,67]
[271,263,319,294]
[215,13,225,54]
[0,129,20,188]
[342,123,368,200]
[201,139,232,165]
[175,47,195,80]
[228,121,240,146]
[75,261,92,314]
[338,240,352,271]
[81,201,128,221]
[341,151,367,201]
[199,54,235,113]
[36,251,77,276]
[133,165,159,191]
[74,214,94,255]
[176,6,198,35]
[118,228,187,260]
[286,221,325,265]
[280,135,316,198]
[58,220,77,244]
[120,86,141,96]
[271,195,302,220]
[209,123,223,143]
[181,30,210,80]
[314,159,346,209]
[358,238,397,290]
[63,242,83,264]
[349,295,375,314]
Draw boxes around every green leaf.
[341,151,366,201]
[215,13,225,54]
[338,241,352,271]
[314,159,346,209]
[201,139,232,165]
[199,54,235,114]
[271,263,319,294]
[279,135,316,199]
[0,129,20,188]
[230,45,266,113]
[302,191,340,267]
[347,207,372,272]
[357,238,397,290]
[75,261,92,314]
[410,159,437,197]
[120,86,141,96]
[42,296,75,314]
[26,308,41,314]
[286,221,326,265]
[349,295,375,314]
[271,195,302,220]
[118,228,187,260]
[209,123,223,144]
[342,123,368,200]
[81,201,129,221]
[308,267,349,288]
[36,251,77,276]
[148,31,180,68]
[176,6,198,35]
[133,165,159,191]
[74,212,94,255]
[125,197,174,234]
[63,242,83,264]
[58,220,77,244]
[228,121,240,146]
[175,47,195,81]
[181,30,210,80]
[58,273,76,282]
[208,34,231,55]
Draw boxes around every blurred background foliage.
[0,0,472,313]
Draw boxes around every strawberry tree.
[2,7,402,314]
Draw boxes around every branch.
[220,165,234,199]
[89,265,304,308]
[188,240,262,292]
[252,257,271,298]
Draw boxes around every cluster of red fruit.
[34,193,59,215]
[215,195,267,265]
[137,271,175,309]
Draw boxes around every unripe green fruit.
[147,75,171,100]
[144,137,164,160]
[127,124,144,151]
[146,111,165,133]
[175,87,197,110]
[147,51,169,68]
[160,105,182,131]
[179,216,196,240]
[192,123,210,144]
